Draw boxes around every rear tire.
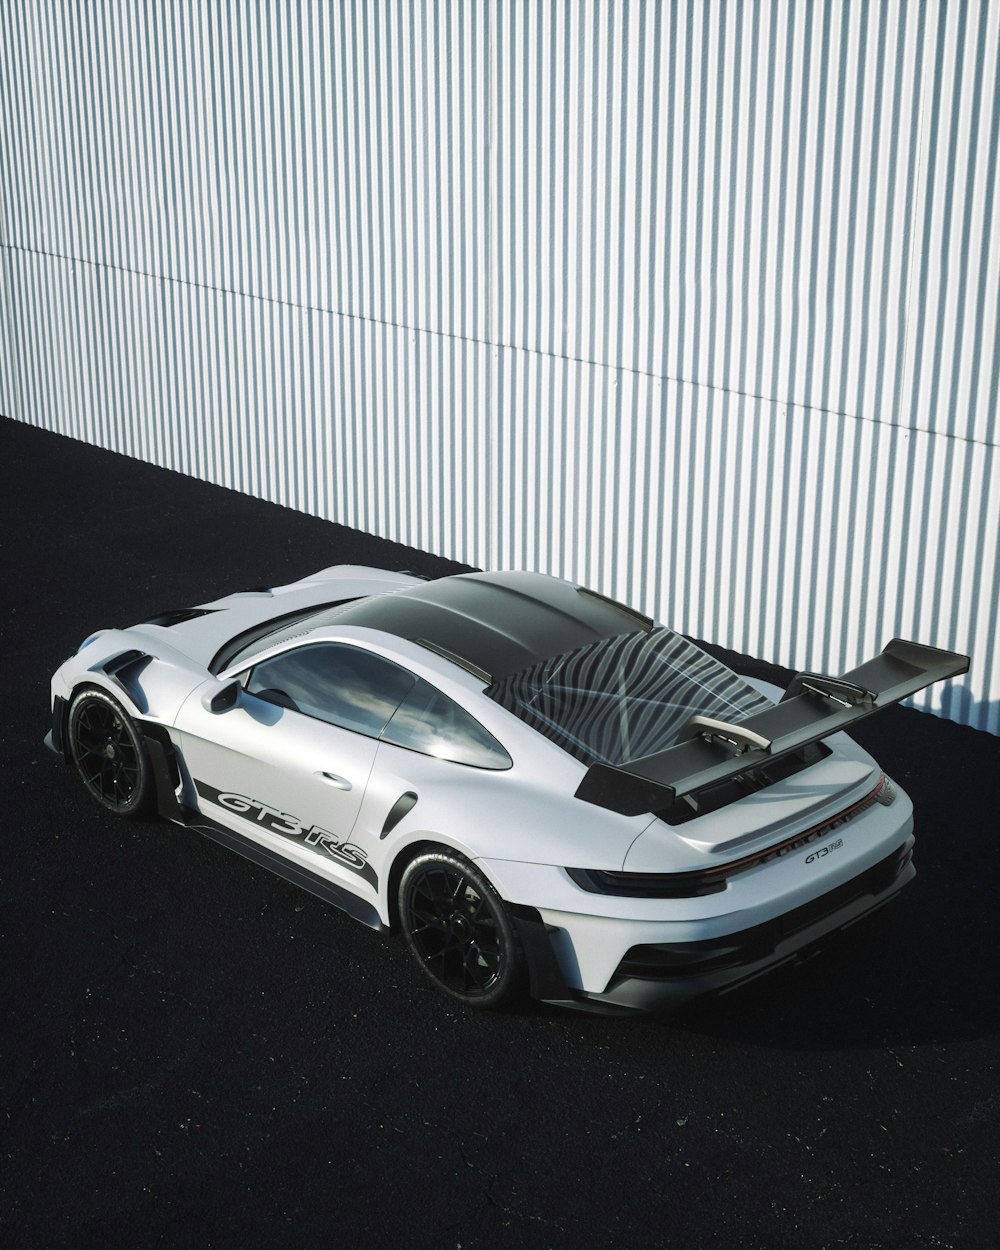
[68,688,153,818]
[399,850,526,1008]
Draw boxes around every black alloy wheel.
[68,688,152,818]
[399,850,525,1008]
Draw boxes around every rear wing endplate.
[575,639,969,816]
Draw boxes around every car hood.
[126,566,419,670]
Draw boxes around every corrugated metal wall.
[1,0,997,733]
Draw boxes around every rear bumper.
[568,837,914,1015]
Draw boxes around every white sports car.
[46,566,967,1014]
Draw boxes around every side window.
[382,679,512,770]
[246,643,415,738]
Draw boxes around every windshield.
[486,629,773,767]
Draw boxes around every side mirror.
[201,679,242,714]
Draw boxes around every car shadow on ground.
[660,892,1000,1050]
[522,886,999,1049]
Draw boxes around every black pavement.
[2,416,997,1249]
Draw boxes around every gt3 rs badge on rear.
[194,781,377,889]
[805,837,844,865]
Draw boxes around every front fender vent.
[95,649,153,712]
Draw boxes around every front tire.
[399,850,526,1008]
[68,688,153,818]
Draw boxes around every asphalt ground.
[2,415,998,1249]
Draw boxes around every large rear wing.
[575,639,970,816]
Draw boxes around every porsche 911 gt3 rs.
[45,565,968,1014]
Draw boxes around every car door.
[176,642,416,896]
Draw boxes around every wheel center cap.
[104,742,117,760]
[449,913,471,939]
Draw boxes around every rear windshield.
[486,629,773,767]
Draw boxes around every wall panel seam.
[4,241,995,457]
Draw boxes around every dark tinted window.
[383,679,511,770]
[247,644,415,737]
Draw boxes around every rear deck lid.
[623,756,877,870]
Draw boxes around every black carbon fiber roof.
[330,571,652,682]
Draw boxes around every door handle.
[316,771,352,791]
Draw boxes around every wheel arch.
[382,835,514,930]
[67,675,145,721]
[383,839,446,931]
[381,838,572,1005]
[64,683,156,818]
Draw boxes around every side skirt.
[182,809,385,932]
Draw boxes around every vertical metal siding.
[1,0,997,734]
